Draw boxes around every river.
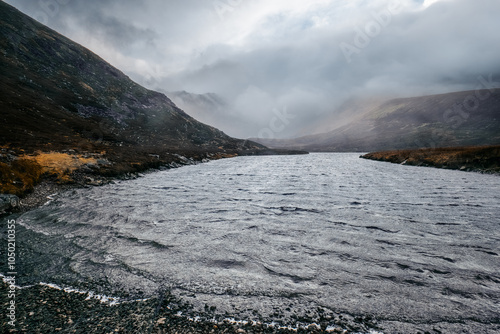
[7,153,500,333]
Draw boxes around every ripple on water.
[15,153,500,332]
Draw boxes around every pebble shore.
[0,280,381,333]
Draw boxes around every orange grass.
[0,159,43,195]
[0,152,101,195]
[23,152,98,182]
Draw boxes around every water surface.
[14,153,500,332]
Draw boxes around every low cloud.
[6,0,500,138]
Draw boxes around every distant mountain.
[294,96,388,137]
[253,90,500,152]
[0,1,266,158]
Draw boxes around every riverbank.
[0,144,307,215]
[0,149,212,215]
[360,145,500,174]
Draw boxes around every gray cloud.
[5,0,500,139]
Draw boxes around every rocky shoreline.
[1,279,384,334]
[0,155,200,215]
[0,146,308,215]
[360,145,500,174]
[1,201,379,334]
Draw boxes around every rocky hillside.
[0,2,292,197]
[0,1,264,153]
[253,90,500,152]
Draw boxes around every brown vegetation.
[24,152,99,182]
[0,158,43,195]
[0,145,262,197]
[361,145,500,173]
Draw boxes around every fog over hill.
[5,0,500,139]
[166,91,249,138]
[252,89,500,152]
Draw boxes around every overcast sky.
[5,0,500,138]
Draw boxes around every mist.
[5,0,500,138]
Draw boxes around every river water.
[9,153,500,332]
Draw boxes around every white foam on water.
[1,274,382,333]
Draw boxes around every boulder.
[0,194,20,213]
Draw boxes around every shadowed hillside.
[0,2,262,152]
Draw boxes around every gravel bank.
[0,280,380,333]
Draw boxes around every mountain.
[0,1,309,197]
[0,1,270,161]
[293,96,389,137]
[253,90,500,152]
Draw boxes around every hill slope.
[1,1,304,197]
[0,1,266,156]
[253,90,500,152]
